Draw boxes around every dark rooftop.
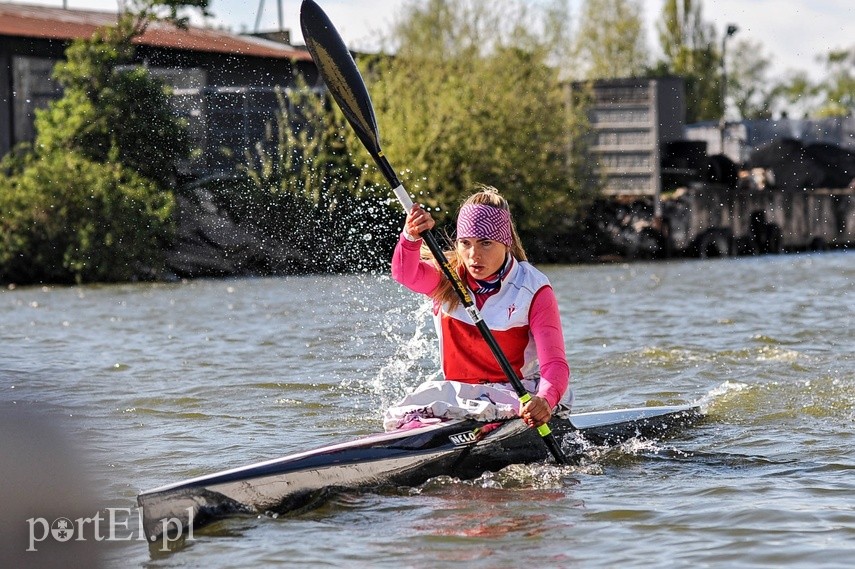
[0,2,313,61]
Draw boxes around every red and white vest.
[433,259,550,383]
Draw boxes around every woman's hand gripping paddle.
[299,0,569,465]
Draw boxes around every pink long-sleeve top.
[391,234,570,408]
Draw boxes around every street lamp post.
[720,24,739,156]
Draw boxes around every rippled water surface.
[1,251,853,568]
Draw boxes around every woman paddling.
[384,186,571,431]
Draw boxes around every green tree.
[653,0,720,122]
[814,48,855,117]
[354,0,590,255]
[768,71,818,118]
[0,151,174,284]
[35,3,201,187]
[243,82,362,206]
[726,38,775,119]
[0,0,209,284]
[767,48,855,119]
[573,0,649,80]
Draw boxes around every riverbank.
[163,186,851,282]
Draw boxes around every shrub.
[0,151,174,284]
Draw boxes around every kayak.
[137,403,701,541]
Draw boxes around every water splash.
[410,462,581,494]
[372,300,439,408]
[695,380,751,414]
[695,376,855,423]
[635,344,804,366]
[754,345,801,362]
[341,299,439,413]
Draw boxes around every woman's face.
[456,238,508,279]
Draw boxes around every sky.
[10,0,855,80]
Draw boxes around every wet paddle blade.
[300,0,382,157]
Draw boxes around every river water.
[1,251,853,568]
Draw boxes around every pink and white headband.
[456,204,513,247]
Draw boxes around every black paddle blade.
[300,0,382,156]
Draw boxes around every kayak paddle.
[299,0,569,465]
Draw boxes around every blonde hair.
[426,185,527,309]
